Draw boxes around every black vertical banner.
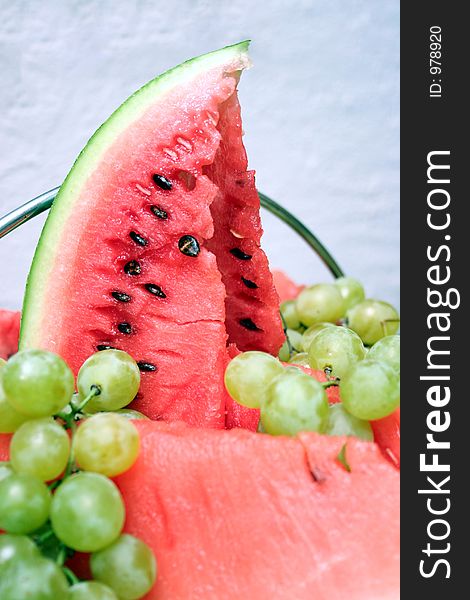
[401,3,466,597]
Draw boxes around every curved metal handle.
[0,187,344,278]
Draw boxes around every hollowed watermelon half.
[19,42,284,427]
[0,422,399,599]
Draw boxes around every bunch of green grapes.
[0,349,156,600]
[226,276,400,440]
[280,276,399,360]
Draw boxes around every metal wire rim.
[0,186,344,278]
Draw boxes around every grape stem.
[34,527,55,544]
[56,544,67,566]
[64,420,77,479]
[322,380,340,389]
[279,312,295,358]
[62,566,80,585]
[53,385,101,481]
[76,384,100,412]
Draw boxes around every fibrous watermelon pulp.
[20,42,284,427]
[0,422,399,599]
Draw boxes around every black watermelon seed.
[152,174,172,191]
[129,231,148,246]
[112,291,131,303]
[150,205,168,220]
[124,260,141,276]
[144,283,166,298]
[241,277,258,289]
[230,248,252,260]
[96,344,115,351]
[239,318,262,332]
[118,322,133,335]
[178,235,200,257]
[137,361,158,372]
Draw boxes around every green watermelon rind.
[20,41,251,348]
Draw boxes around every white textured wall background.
[0,0,399,311]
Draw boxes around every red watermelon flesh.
[205,93,284,355]
[114,421,399,599]
[371,408,400,468]
[0,310,20,360]
[20,44,284,427]
[272,269,304,302]
[0,422,399,598]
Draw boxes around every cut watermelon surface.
[371,408,400,467]
[0,310,20,360]
[0,421,399,599]
[272,269,304,302]
[205,93,283,354]
[0,305,399,462]
[19,42,283,426]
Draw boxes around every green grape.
[284,365,303,374]
[280,300,301,330]
[295,284,345,327]
[334,277,365,311]
[0,534,40,572]
[260,370,329,436]
[77,350,140,412]
[347,299,400,345]
[0,555,69,600]
[0,462,13,482]
[278,329,304,361]
[0,358,5,368]
[51,472,125,552]
[91,534,157,600]
[224,351,284,409]
[288,352,310,367]
[10,418,70,482]
[74,413,140,477]
[368,335,400,373]
[113,409,149,420]
[326,403,373,441]
[278,340,289,362]
[67,581,118,600]
[2,350,74,418]
[308,326,366,379]
[301,322,335,352]
[0,377,30,434]
[0,473,51,534]
[287,329,303,352]
[340,359,400,420]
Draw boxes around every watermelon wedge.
[0,422,399,599]
[371,408,400,467]
[272,269,304,302]
[0,310,20,361]
[19,42,283,427]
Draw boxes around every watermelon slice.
[19,42,283,427]
[0,310,20,360]
[272,269,304,302]
[0,422,399,598]
[204,94,283,355]
[371,408,400,467]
